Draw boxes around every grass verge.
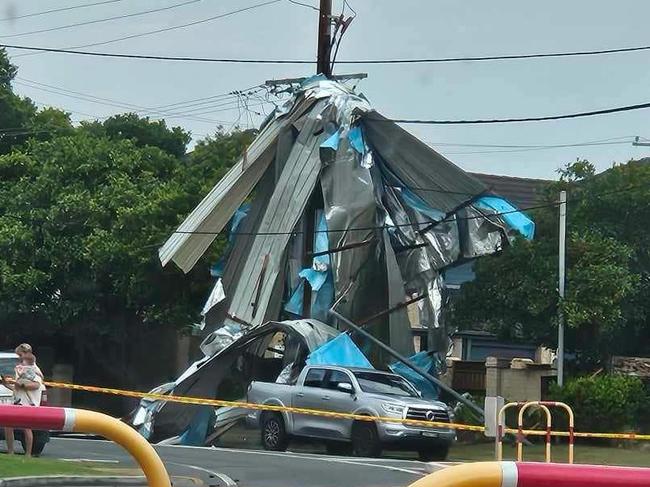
[450,442,650,467]
[0,455,101,477]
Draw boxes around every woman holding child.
[1,343,45,457]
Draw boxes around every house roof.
[469,172,551,210]
[611,356,650,378]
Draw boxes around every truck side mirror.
[337,382,354,394]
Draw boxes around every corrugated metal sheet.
[362,111,487,214]
[159,96,318,273]
[226,99,329,326]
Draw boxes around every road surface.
[45,438,444,487]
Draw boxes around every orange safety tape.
[40,379,650,440]
[42,379,485,432]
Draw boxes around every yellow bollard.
[408,462,503,487]
[74,410,171,487]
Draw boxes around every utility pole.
[557,190,567,387]
[317,0,333,77]
[632,136,650,147]
[302,0,333,318]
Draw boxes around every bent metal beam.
[409,462,650,487]
[0,405,170,487]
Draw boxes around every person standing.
[2,344,44,456]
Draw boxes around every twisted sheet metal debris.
[151,76,535,443]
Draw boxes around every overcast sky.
[3,0,650,179]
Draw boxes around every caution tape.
[39,379,650,441]
[503,428,650,441]
[41,379,484,432]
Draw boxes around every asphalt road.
[45,438,442,487]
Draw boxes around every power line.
[0,0,201,39]
[442,140,634,155]
[150,85,263,110]
[68,0,281,50]
[0,0,127,22]
[19,76,268,119]
[389,101,650,125]
[14,78,233,125]
[165,184,649,238]
[1,42,313,62]
[7,0,282,60]
[335,44,650,64]
[427,136,636,149]
[5,41,650,64]
[343,0,357,17]
[286,0,319,12]
[151,88,268,116]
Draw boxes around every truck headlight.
[381,403,405,416]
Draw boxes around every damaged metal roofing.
[153,76,535,441]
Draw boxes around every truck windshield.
[353,372,418,397]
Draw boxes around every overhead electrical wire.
[0,0,202,39]
[66,0,281,50]
[388,101,650,125]
[427,136,637,149]
[4,41,650,64]
[17,77,270,120]
[163,184,650,238]
[150,84,264,111]
[167,202,559,237]
[0,0,127,22]
[441,140,636,155]
[14,78,238,124]
[286,0,319,12]
[7,0,282,59]
[3,184,646,251]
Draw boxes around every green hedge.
[549,374,649,434]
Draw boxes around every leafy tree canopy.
[452,158,650,369]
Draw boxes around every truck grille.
[406,407,450,423]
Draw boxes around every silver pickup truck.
[247,365,454,460]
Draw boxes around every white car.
[0,352,19,404]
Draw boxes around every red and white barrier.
[514,462,650,487]
[0,405,170,487]
[409,462,650,487]
[0,404,76,432]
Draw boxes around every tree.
[0,48,37,155]
[80,113,191,158]
[0,127,253,396]
[451,158,648,369]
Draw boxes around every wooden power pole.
[317,0,332,77]
[302,0,332,318]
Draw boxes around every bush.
[549,374,648,434]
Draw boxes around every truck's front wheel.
[351,421,382,458]
[261,413,289,451]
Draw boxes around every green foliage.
[0,49,37,155]
[80,113,191,158]
[452,157,650,367]
[452,230,635,345]
[0,125,253,335]
[549,374,648,433]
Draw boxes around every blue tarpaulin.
[348,126,365,154]
[475,196,535,240]
[211,203,251,277]
[321,130,341,151]
[307,333,373,369]
[389,352,439,399]
[179,406,214,446]
[284,280,304,316]
[286,211,333,319]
